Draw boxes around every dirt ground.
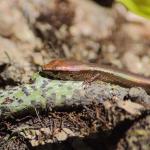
[0,0,150,149]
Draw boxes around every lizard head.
[42,59,87,72]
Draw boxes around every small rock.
[129,87,150,103]
[32,52,44,65]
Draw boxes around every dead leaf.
[116,100,144,115]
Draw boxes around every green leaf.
[117,0,150,19]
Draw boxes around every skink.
[42,59,150,93]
